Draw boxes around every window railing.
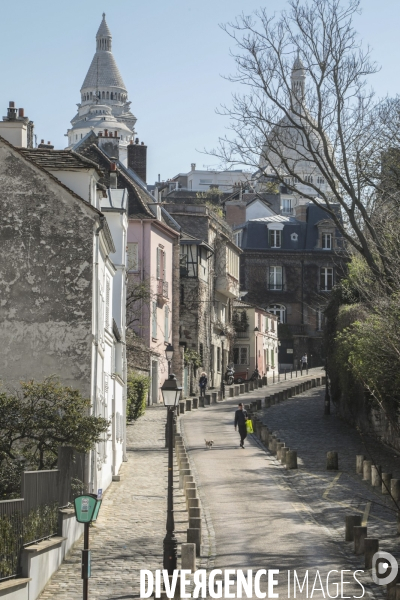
[235,330,249,339]
[268,283,284,291]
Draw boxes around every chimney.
[0,101,33,147]
[127,138,147,183]
[38,140,54,149]
[191,163,196,171]
[294,204,307,222]
[109,162,118,189]
[97,131,119,160]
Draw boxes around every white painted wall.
[246,199,274,221]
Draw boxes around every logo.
[371,552,398,586]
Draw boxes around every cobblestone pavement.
[39,406,189,600]
[257,388,400,559]
[181,384,386,599]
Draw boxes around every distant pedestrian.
[199,372,208,397]
[234,402,248,449]
[301,354,308,371]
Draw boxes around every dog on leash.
[204,439,214,449]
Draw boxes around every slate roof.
[240,203,342,252]
[20,148,104,176]
[81,52,126,91]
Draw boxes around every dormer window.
[269,230,281,248]
[322,233,332,250]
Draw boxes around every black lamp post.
[324,358,330,415]
[254,326,259,376]
[161,374,182,574]
[220,330,226,399]
[165,343,174,376]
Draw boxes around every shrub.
[127,372,150,421]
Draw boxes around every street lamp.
[161,374,182,575]
[219,330,226,399]
[165,343,174,375]
[254,327,259,377]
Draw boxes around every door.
[151,360,159,404]
[183,366,189,398]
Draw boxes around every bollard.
[268,435,276,453]
[364,538,379,569]
[327,451,339,471]
[187,528,201,556]
[189,516,202,533]
[265,397,271,408]
[240,384,244,394]
[234,386,240,396]
[258,379,263,389]
[186,488,197,510]
[199,397,205,408]
[183,474,194,489]
[276,442,285,461]
[184,482,196,500]
[356,455,365,475]
[278,391,284,403]
[387,572,400,600]
[362,460,372,481]
[249,382,254,391]
[181,543,196,572]
[188,497,200,510]
[229,388,234,398]
[192,397,199,409]
[382,473,392,495]
[353,526,367,555]
[391,479,400,502]
[179,401,185,414]
[256,399,262,410]
[179,469,191,489]
[211,392,217,404]
[186,399,192,412]
[189,507,201,519]
[316,377,321,386]
[371,465,382,487]
[345,515,362,541]
[245,383,249,393]
[286,450,298,469]
[204,394,211,406]
[260,426,269,445]
[281,447,288,465]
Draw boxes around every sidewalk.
[39,406,187,600]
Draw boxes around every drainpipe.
[90,215,105,494]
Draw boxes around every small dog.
[204,439,214,449]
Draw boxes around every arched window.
[118,93,121,101]
[102,91,105,99]
[110,92,113,99]
[267,304,286,323]
[90,92,92,99]
[106,91,109,99]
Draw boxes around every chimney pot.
[129,140,133,145]
[110,162,117,171]
[47,141,50,145]
[135,138,139,144]
[141,141,144,145]
[191,163,196,171]
[9,101,15,108]
[41,139,44,144]
[114,131,118,137]
[18,108,24,117]
[104,129,108,137]
[99,132,103,137]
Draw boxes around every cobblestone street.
[38,406,188,600]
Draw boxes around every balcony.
[157,279,168,304]
[215,273,239,299]
[235,329,249,339]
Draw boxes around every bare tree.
[211,0,400,286]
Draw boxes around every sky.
[0,0,399,184]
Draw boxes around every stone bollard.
[281,447,288,465]
[268,435,276,453]
[185,482,196,500]
[353,526,367,555]
[249,382,254,392]
[278,391,284,403]
[181,543,196,572]
[316,377,321,386]
[244,383,249,393]
[371,465,382,487]
[260,426,269,445]
[204,394,211,406]
[186,487,197,510]
[286,450,298,469]
[187,528,201,556]
[356,454,365,475]
[388,574,400,600]
[240,384,244,394]
[229,387,234,398]
[179,401,186,414]
[192,397,199,409]
[362,460,372,481]
[183,474,194,489]
[364,538,379,569]
[382,473,392,495]
[211,392,217,404]
[189,516,202,534]
[234,386,240,396]
[265,397,271,408]
[327,451,339,471]
[391,479,400,502]
[274,393,280,404]
[189,507,201,519]
[256,399,262,410]
[295,385,300,395]
[199,397,205,408]
[276,442,284,461]
[179,469,191,489]
[312,378,316,387]
[217,391,222,401]
[345,515,362,541]
[188,497,200,510]
[185,399,192,411]
[257,379,262,389]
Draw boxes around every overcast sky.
[0,0,398,184]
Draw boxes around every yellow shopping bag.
[246,419,254,434]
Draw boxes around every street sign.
[74,495,97,523]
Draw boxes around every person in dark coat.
[199,372,208,397]
[234,402,248,448]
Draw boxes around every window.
[127,242,138,271]
[152,301,157,338]
[322,233,332,250]
[269,266,283,290]
[217,347,221,372]
[221,304,226,324]
[320,267,333,291]
[156,246,165,280]
[270,349,275,368]
[291,233,298,242]
[227,247,239,279]
[105,275,110,330]
[164,306,169,341]
[269,230,281,248]
[234,230,243,247]
[268,304,286,323]
[317,176,325,184]
[233,346,249,365]
[305,175,313,184]
[281,198,292,214]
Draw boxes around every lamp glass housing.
[161,374,182,407]
[165,343,174,362]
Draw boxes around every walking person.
[199,372,208,397]
[234,402,248,449]
[301,353,308,372]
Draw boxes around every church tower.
[291,53,306,108]
[66,14,137,165]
